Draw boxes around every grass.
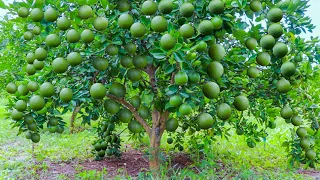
[0,97,315,179]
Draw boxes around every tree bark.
[70,106,81,134]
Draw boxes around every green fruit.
[94,143,102,151]
[26,131,32,139]
[236,128,244,135]
[59,88,73,103]
[15,100,27,112]
[169,95,183,107]
[124,42,137,54]
[24,115,34,124]
[106,45,119,56]
[188,72,200,83]
[33,60,44,70]
[52,57,68,73]
[245,38,258,50]
[247,141,256,148]
[106,149,113,156]
[197,41,207,52]
[78,5,93,19]
[250,0,262,12]
[211,16,223,30]
[291,116,302,126]
[127,68,142,81]
[33,26,41,35]
[81,29,94,43]
[167,137,173,144]
[133,55,148,69]
[300,138,310,150]
[159,0,173,14]
[268,23,283,38]
[178,145,184,151]
[233,95,249,111]
[130,23,146,38]
[67,52,82,66]
[209,0,224,14]
[18,84,29,96]
[37,107,48,115]
[93,17,108,31]
[179,103,192,115]
[11,109,23,120]
[306,150,316,160]
[198,20,214,35]
[93,57,108,71]
[296,127,307,138]
[18,7,29,18]
[202,82,220,99]
[273,42,288,58]
[207,61,224,79]
[49,118,58,126]
[260,34,275,50]
[160,34,176,50]
[280,105,293,119]
[276,78,291,93]
[209,44,226,61]
[48,126,58,133]
[294,53,303,62]
[57,126,64,134]
[57,16,71,30]
[117,108,132,123]
[174,72,188,85]
[24,31,33,40]
[26,52,35,64]
[67,29,80,43]
[26,64,36,75]
[40,82,55,97]
[256,52,271,66]
[120,56,133,68]
[141,0,158,15]
[44,7,58,22]
[28,123,37,131]
[100,142,108,150]
[268,121,276,129]
[217,103,232,120]
[29,95,45,111]
[166,118,179,132]
[90,83,106,99]
[215,29,226,38]
[151,16,168,32]
[6,83,17,94]
[179,24,195,38]
[247,67,260,78]
[35,47,47,61]
[104,99,120,114]
[281,62,296,77]
[180,2,194,18]
[30,8,43,22]
[110,83,126,98]
[118,14,134,29]
[138,106,150,118]
[118,0,130,12]
[131,96,141,108]
[267,8,283,22]
[128,120,143,133]
[197,113,214,129]
[31,133,40,143]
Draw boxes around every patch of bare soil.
[37,149,194,179]
[298,169,320,180]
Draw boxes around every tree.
[2,0,320,172]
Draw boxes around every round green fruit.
[247,67,260,78]
[81,29,94,43]
[250,0,262,12]
[117,108,132,123]
[44,7,58,22]
[59,88,73,103]
[198,20,214,35]
[130,23,146,38]
[179,24,194,38]
[15,100,27,112]
[93,17,108,31]
[31,133,40,143]
[57,16,71,30]
[18,84,29,96]
[18,7,29,18]
[93,57,108,71]
[233,95,249,111]
[35,47,47,61]
[280,105,293,119]
[104,99,120,114]
[32,26,41,35]
[131,96,141,108]
[29,95,45,111]
[209,44,226,61]
[202,82,220,99]
[281,62,296,77]
[179,103,192,115]
[26,52,35,64]
[138,106,150,119]
[169,95,183,107]
[78,5,93,19]
[133,55,148,69]
[127,68,142,81]
[6,83,17,94]
[141,0,158,15]
[207,61,224,79]
[306,149,316,160]
[90,83,106,99]
[118,14,134,29]
[33,60,44,70]
[106,45,119,56]
[174,72,188,85]
[52,57,68,73]
[128,120,143,133]
[217,103,232,120]
[256,52,271,66]
[296,127,307,138]
[67,52,83,66]
[211,16,223,30]
[260,34,275,50]
[110,83,126,98]
[291,116,302,126]
[273,42,288,58]
[30,8,43,22]
[26,64,36,75]
[166,118,179,132]
[67,29,80,43]
[11,109,23,120]
[188,72,200,83]
[267,8,283,22]
[151,16,167,32]
[209,0,224,14]
[24,31,33,40]
[197,113,214,129]
[160,34,176,50]
[180,2,194,18]
[268,23,283,38]
[24,115,34,125]
[159,0,173,14]
[245,38,258,50]
[120,56,133,68]
[276,78,291,93]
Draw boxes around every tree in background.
[1,0,320,171]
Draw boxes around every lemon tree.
[1,0,320,171]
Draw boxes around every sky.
[0,0,319,38]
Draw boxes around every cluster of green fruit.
[93,119,121,159]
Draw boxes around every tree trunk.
[70,106,81,134]
[149,128,161,172]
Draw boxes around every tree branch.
[145,64,158,94]
[159,111,169,138]
[106,94,151,135]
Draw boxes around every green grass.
[0,97,315,179]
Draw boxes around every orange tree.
[2,0,320,170]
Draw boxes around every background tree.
[1,0,320,171]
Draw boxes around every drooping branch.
[70,106,81,134]
[106,94,151,135]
